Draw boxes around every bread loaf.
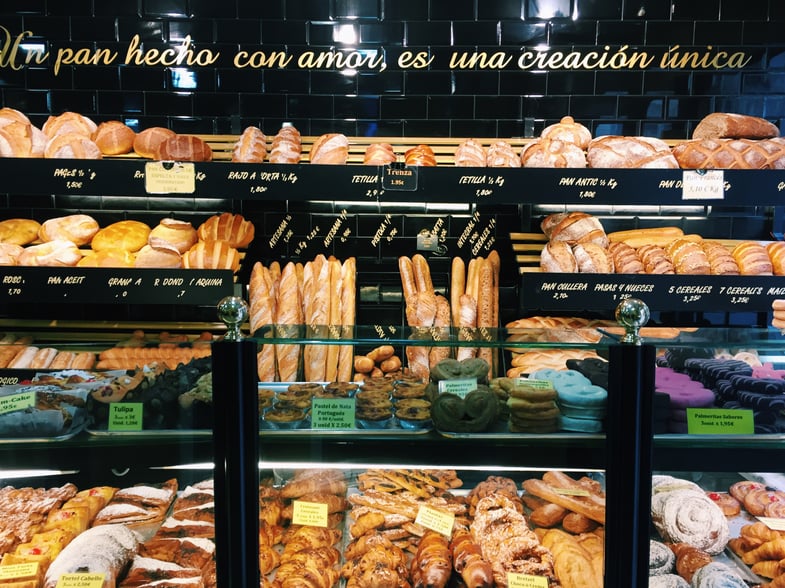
[541,115,593,149]
[92,120,136,155]
[0,121,34,157]
[693,113,780,140]
[732,241,773,275]
[0,218,41,245]
[134,243,183,268]
[91,220,151,252]
[486,140,521,167]
[454,139,487,166]
[149,218,198,253]
[231,126,267,163]
[666,238,710,275]
[542,212,608,248]
[0,242,23,265]
[573,243,614,273]
[18,239,83,266]
[404,144,437,166]
[155,134,213,162]
[673,138,785,169]
[133,127,176,158]
[78,249,136,267]
[637,244,675,274]
[521,138,587,168]
[587,135,678,168]
[309,133,349,164]
[608,241,644,273]
[39,214,99,246]
[197,212,255,248]
[268,125,302,164]
[701,241,739,275]
[767,242,785,275]
[182,239,240,272]
[44,132,102,159]
[41,111,97,138]
[540,241,577,272]
[608,226,684,247]
[363,142,397,165]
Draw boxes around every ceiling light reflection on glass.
[172,68,197,89]
[334,24,358,46]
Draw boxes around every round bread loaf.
[149,218,198,253]
[196,212,254,248]
[588,135,678,168]
[133,126,176,158]
[0,218,41,245]
[540,241,577,272]
[39,214,99,246]
[540,115,592,149]
[545,211,608,248]
[154,134,213,162]
[134,243,183,268]
[91,220,151,252]
[77,249,136,267]
[486,140,521,167]
[44,132,102,159]
[0,121,33,157]
[41,111,97,138]
[92,120,136,155]
[521,138,587,168]
[18,239,82,266]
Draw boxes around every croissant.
[742,538,785,565]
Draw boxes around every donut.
[651,489,730,554]
[649,540,676,576]
[559,414,603,433]
[556,383,608,407]
[705,492,741,517]
[690,562,746,588]
[648,574,688,588]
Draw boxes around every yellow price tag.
[291,500,329,527]
[144,161,196,194]
[55,573,106,588]
[414,505,454,536]
[0,562,38,580]
[508,572,550,588]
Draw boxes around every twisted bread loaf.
[673,138,785,169]
[363,142,397,165]
[405,144,437,166]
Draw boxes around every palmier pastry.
[92,120,136,155]
[39,214,99,246]
[540,115,592,149]
[231,125,267,163]
[197,212,255,248]
[405,144,437,166]
[91,220,151,252]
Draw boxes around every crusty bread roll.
[608,241,644,274]
[767,242,785,275]
[637,244,675,274]
[665,238,710,275]
[404,144,437,166]
[540,241,578,272]
[673,138,785,169]
[231,126,267,163]
[732,241,773,275]
[0,107,30,126]
[587,135,678,168]
[693,113,780,140]
[542,212,608,248]
[134,243,183,268]
[133,127,176,158]
[0,218,41,245]
[309,133,349,164]
[154,134,213,162]
[39,214,99,246]
[701,241,739,275]
[0,243,23,265]
[363,142,397,165]
[91,220,151,252]
[41,111,97,138]
[486,140,521,167]
[268,125,301,164]
[0,121,33,157]
[197,212,254,248]
[540,115,592,149]
[521,138,587,168]
[92,120,136,155]
[77,249,136,267]
[454,139,487,167]
[149,218,198,253]
[573,243,614,273]
[182,239,240,272]
[18,239,82,266]
[44,132,102,159]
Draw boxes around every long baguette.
[617,233,702,249]
[522,478,605,524]
[450,256,466,327]
[607,226,683,243]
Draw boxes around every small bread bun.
[39,214,100,247]
[92,120,136,155]
[0,121,33,157]
[18,239,82,266]
[0,243,23,265]
[91,220,151,252]
[133,127,176,158]
[197,213,255,248]
[44,133,102,159]
[154,134,213,162]
[41,111,97,138]
[149,218,198,254]
[77,249,136,268]
[134,243,183,268]
[183,239,241,272]
[0,218,41,245]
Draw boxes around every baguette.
[398,256,418,305]
[451,256,466,327]
[607,226,683,243]
[337,257,356,383]
[522,478,605,524]
[325,258,342,382]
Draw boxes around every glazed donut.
[648,574,688,588]
[651,489,729,554]
[705,492,741,517]
[431,387,499,433]
[729,480,765,502]
[649,540,676,576]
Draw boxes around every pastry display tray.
[436,429,604,440]
[86,428,212,436]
